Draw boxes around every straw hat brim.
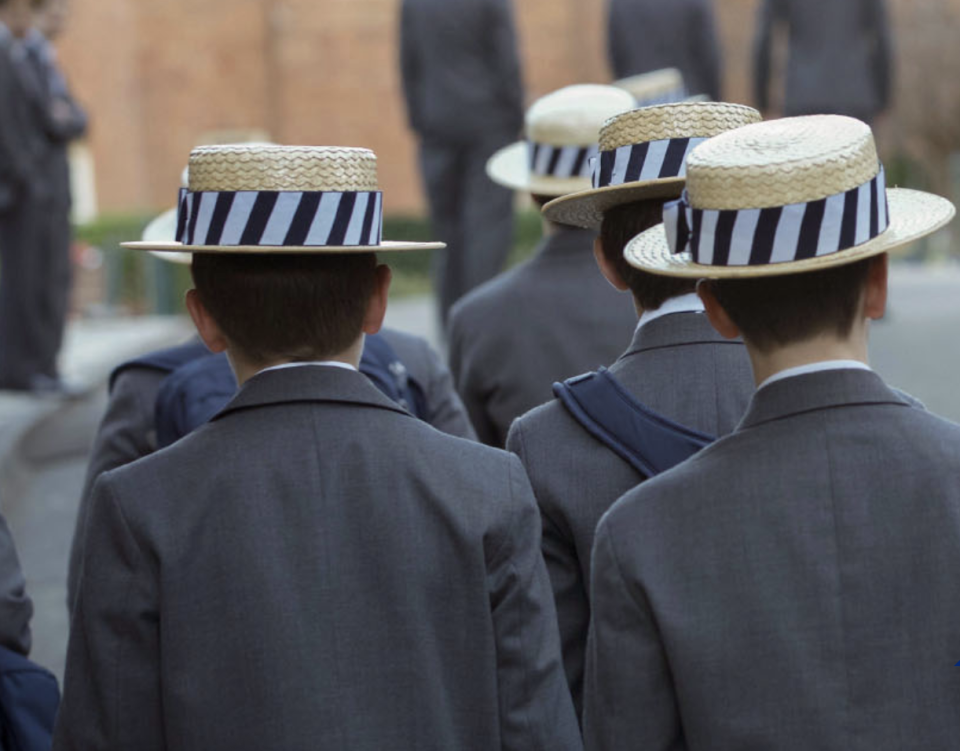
[625,188,956,279]
[542,177,687,229]
[486,141,593,196]
[141,208,192,265]
[122,240,446,254]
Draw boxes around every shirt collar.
[256,360,358,377]
[758,360,872,391]
[636,292,705,332]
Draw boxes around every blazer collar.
[738,368,911,431]
[619,311,735,359]
[535,226,596,260]
[212,364,412,423]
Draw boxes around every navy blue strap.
[553,368,714,478]
[0,645,60,751]
[359,334,428,421]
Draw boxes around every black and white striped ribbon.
[176,189,384,247]
[528,142,598,180]
[663,166,889,266]
[592,137,707,189]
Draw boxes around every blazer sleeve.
[582,519,683,750]
[487,0,524,131]
[447,311,501,446]
[486,458,583,751]
[54,476,164,751]
[422,343,479,440]
[67,368,164,613]
[0,512,32,656]
[752,0,779,111]
[506,419,588,719]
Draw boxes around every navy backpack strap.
[109,340,210,392]
[360,333,428,420]
[553,367,715,478]
[0,645,60,751]
[154,352,237,449]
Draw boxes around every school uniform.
[506,296,753,716]
[57,364,581,751]
[448,227,637,446]
[584,366,960,750]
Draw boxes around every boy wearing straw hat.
[55,145,581,751]
[505,101,760,717]
[448,84,637,447]
[584,115,960,750]
[66,194,478,612]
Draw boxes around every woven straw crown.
[526,85,636,147]
[613,68,684,103]
[599,102,762,152]
[188,145,379,193]
[684,116,879,211]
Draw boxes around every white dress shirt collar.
[257,360,357,377]
[637,292,705,332]
[759,360,872,391]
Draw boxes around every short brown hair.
[705,257,875,353]
[191,252,378,365]
[599,199,696,310]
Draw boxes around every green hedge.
[76,211,545,311]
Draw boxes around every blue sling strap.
[553,367,714,478]
[0,646,59,751]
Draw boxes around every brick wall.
[56,0,959,218]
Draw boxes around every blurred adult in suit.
[754,0,893,122]
[584,116,959,751]
[400,0,524,324]
[608,0,723,101]
[448,85,637,447]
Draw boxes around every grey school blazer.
[66,329,476,610]
[506,312,753,717]
[57,366,581,751]
[584,368,960,751]
[448,228,637,446]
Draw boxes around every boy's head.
[187,252,389,371]
[699,255,883,353]
[596,199,696,311]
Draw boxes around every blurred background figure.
[753,0,893,123]
[607,0,722,101]
[0,0,86,393]
[399,0,524,326]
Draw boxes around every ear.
[361,263,392,335]
[185,289,228,353]
[697,279,741,340]
[593,236,630,292]
[863,253,889,321]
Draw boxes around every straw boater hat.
[613,68,691,107]
[485,85,635,197]
[124,145,444,255]
[543,102,762,229]
[626,115,956,278]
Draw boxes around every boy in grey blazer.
[585,116,959,750]
[56,146,580,751]
[507,102,760,716]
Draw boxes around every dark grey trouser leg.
[420,140,466,325]
[36,204,73,378]
[458,133,515,300]
[0,199,49,389]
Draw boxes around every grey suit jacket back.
[58,367,580,751]
[448,228,638,446]
[607,0,723,101]
[506,312,753,716]
[754,0,893,118]
[400,0,524,143]
[586,369,960,750]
